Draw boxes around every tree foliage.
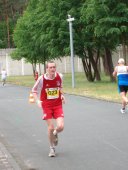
[80,0,128,81]
[11,0,128,81]
[0,0,28,48]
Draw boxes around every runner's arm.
[113,66,118,77]
[32,75,43,105]
[59,73,66,104]
[126,66,128,72]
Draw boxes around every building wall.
[0,48,84,76]
[0,48,125,76]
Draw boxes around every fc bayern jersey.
[40,73,62,107]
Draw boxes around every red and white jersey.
[32,72,63,107]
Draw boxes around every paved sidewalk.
[0,142,21,170]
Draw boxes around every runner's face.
[47,63,56,75]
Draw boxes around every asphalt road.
[0,83,128,170]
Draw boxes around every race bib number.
[46,88,59,99]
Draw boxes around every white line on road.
[103,139,128,156]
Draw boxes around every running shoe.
[53,130,58,146]
[48,147,55,157]
[120,108,125,114]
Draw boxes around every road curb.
[0,142,21,170]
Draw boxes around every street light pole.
[67,14,75,88]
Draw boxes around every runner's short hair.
[46,61,56,68]
[118,58,125,64]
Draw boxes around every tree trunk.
[81,58,94,82]
[122,43,127,63]
[32,62,36,77]
[44,55,46,73]
[102,55,109,75]
[39,63,41,75]
[104,48,115,82]
[3,0,10,48]
[87,48,101,81]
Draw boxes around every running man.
[34,71,38,81]
[113,58,128,113]
[32,61,65,157]
[1,68,7,86]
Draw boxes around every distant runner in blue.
[113,58,128,113]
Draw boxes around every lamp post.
[67,14,75,88]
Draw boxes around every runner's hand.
[36,100,42,108]
[61,95,65,104]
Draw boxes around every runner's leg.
[55,117,64,133]
[46,119,55,147]
[52,117,64,146]
[120,91,128,109]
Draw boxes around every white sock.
[50,146,55,149]
[53,129,57,135]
